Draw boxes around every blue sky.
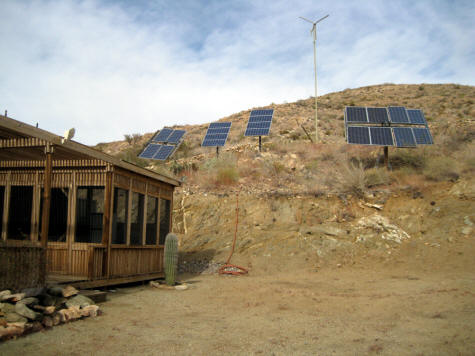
[1,0,474,145]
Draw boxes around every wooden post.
[102,168,113,277]
[40,143,53,248]
[1,172,10,241]
[384,146,389,170]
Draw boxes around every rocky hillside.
[96,83,475,271]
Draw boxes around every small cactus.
[164,233,178,286]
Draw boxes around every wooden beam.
[40,144,53,248]
[69,272,165,289]
[102,168,113,278]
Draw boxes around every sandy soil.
[1,245,474,356]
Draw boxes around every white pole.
[300,15,328,143]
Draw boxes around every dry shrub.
[216,166,239,185]
[332,160,366,197]
[390,149,426,170]
[365,167,390,187]
[423,156,459,181]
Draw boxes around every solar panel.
[407,109,427,125]
[138,143,161,159]
[347,126,370,145]
[388,106,410,124]
[367,107,389,124]
[152,128,173,142]
[166,130,186,144]
[153,145,176,160]
[345,107,368,123]
[412,127,433,145]
[370,127,394,146]
[245,109,274,136]
[202,122,232,147]
[393,127,416,147]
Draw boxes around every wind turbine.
[299,14,329,143]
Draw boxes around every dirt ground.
[1,238,474,356]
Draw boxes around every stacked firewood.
[0,285,100,341]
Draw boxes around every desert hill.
[95,83,474,271]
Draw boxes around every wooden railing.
[47,244,164,280]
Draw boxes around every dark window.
[146,196,158,245]
[0,186,4,234]
[159,198,170,245]
[8,186,33,240]
[130,192,144,245]
[112,187,128,244]
[40,188,69,242]
[75,187,104,243]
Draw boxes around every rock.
[21,287,46,298]
[0,322,25,339]
[47,286,64,297]
[43,306,56,315]
[1,293,25,303]
[461,226,473,236]
[0,318,7,327]
[65,295,94,309]
[0,290,11,299]
[0,303,15,313]
[80,305,99,317]
[15,302,42,321]
[58,306,81,323]
[42,316,53,328]
[357,214,410,244]
[52,313,61,326]
[175,284,188,291]
[29,321,44,332]
[39,294,56,306]
[5,312,28,323]
[18,297,39,306]
[62,285,79,298]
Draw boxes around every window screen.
[40,188,69,242]
[8,186,33,240]
[75,187,104,243]
[130,192,144,245]
[112,187,128,244]
[159,198,170,245]
[146,196,158,245]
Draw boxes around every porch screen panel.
[75,187,104,243]
[8,186,33,240]
[40,188,69,242]
[0,186,4,234]
[146,196,158,245]
[112,187,128,244]
[159,198,170,245]
[130,192,144,245]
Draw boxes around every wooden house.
[0,114,180,289]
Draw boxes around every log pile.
[0,286,100,342]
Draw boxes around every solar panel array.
[244,109,274,136]
[139,128,186,161]
[202,122,232,147]
[344,106,433,147]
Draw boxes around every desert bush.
[216,166,239,185]
[423,156,459,181]
[390,150,426,170]
[365,167,390,187]
[124,134,133,145]
[332,160,366,197]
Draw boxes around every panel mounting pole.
[300,14,329,143]
[216,146,219,157]
[384,146,389,169]
[259,136,262,152]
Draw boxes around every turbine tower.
[299,14,329,143]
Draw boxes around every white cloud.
[0,0,473,145]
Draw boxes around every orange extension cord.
[218,188,248,276]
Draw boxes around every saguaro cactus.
[164,233,178,286]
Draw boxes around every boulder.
[43,306,56,315]
[1,293,25,303]
[0,303,15,313]
[21,287,46,298]
[80,305,99,317]
[0,290,11,299]
[52,313,61,326]
[18,297,39,306]
[62,285,79,298]
[0,322,25,340]
[65,295,94,309]
[15,302,42,321]
[58,306,81,323]
[42,316,53,328]
[39,293,56,306]
[5,312,27,323]
[0,318,7,327]
[47,286,63,297]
